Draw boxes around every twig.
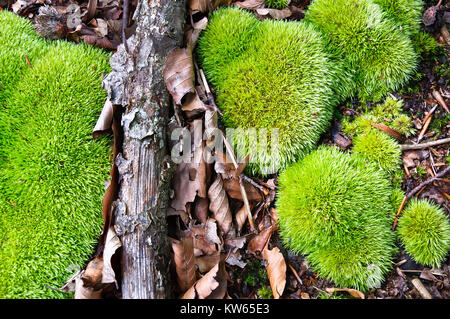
[288,263,303,285]
[240,174,268,196]
[432,90,450,114]
[400,137,450,151]
[417,105,437,142]
[199,69,223,116]
[392,166,450,230]
[411,278,432,299]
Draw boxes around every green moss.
[412,31,443,60]
[305,0,418,102]
[391,114,415,137]
[372,0,423,36]
[257,285,273,299]
[265,0,289,9]
[352,130,402,172]
[197,7,261,90]
[199,9,336,175]
[0,11,111,298]
[276,146,396,291]
[397,198,450,268]
[243,260,269,287]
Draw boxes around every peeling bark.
[102,0,186,299]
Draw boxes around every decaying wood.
[102,0,186,298]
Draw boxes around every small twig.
[432,90,450,114]
[392,166,450,230]
[400,137,450,151]
[411,278,432,299]
[240,174,268,196]
[288,263,303,286]
[199,69,223,116]
[25,55,32,69]
[417,105,437,142]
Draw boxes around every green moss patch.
[398,199,450,268]
[276,146,396,291]
[0,11,111,298]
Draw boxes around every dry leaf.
[247,225,275,255]
[205,218,222,246]
[195,253,221,273]
[263,247,286,299]
[256,8,292,20]
[93,99,113,138]
[101,226,121,285]
[189,0,231,12]
[182,263,220,299]
[186,223,219,256]
[163,47,195,105]
[224,236,246,251]
[194,197,209,223]
[207,260,227,299]
[172,237,197,293]
[234,0,264,10]
[182,92,207,112]
[208,175,233,235]
[235,205,248,232]
[225,251,246,268]
[325,287,365,299]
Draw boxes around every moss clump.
[353,130,402,172]
[276,146,396,291]
[265,0,289,9]
[342,96,415,139]
[198,8,336,175]
[0,11,111,298]
[397,199,450,268]
[372,0,423,36]
[305,0,419,102]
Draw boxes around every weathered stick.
[102,0,186,299]
[400,137,450,151]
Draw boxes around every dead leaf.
[93,99,113,138]
[163,46,196,105]
[235,205,248,232]
[225,251,246,268]
[208,175,233,235]
[189,0,231,13]
[182,92,208,112]
[371,123,405,142]
[94,18,109,37]
[325,287,365,299]
[263,247,286,299]
[181,263,220,299]
[247,225,275,255]
[234,0,264,10]
[172,237,197,293]
[195,253,221,273]
[186,223,219,256]
[224,236,246,251]
[101,226,121,285]
[81,257,103,288]
[256,8,292,20]
[193,197,209,223]
[205,218,222,246]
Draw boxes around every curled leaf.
[172,237,197,293]
[163,47,195,105]
[208,175,232,235]
[263,247,286,299]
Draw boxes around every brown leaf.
[371,123,405,142]
[186,223,219,256]
[263,247,286,299]
[195,253,221,273]
[81,35,117,50]
[194,197,209,223]
[208,175,233,235]
[93,99,114,138]
[81,257,103,288]
[182,92,207,112]
[247,225,275,255]
[207,260,227,299]
[163,47,195,105]
[181,263,220,299]
[172,237,197,293]
[325,287,365,299]
[255,8,292,20]
[101,226,121,285]
[205,218,222,246]
[235,205,248,232]
[189,0,231,13]
[234,0,264,10]
[186,16,209,48]
[223,177,264,202]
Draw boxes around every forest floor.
[2,0,449,299]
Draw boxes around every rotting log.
[102,0,186,299]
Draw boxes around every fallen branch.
[400,137,450,151]
[411,278,432,299]
[392,166,450,230]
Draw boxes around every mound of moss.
[305,0,419,102]
[0,11,111,298]
[265,0,289,9]
[398,199,450,268]
[198,7,336,175]
[276,146,396,291]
